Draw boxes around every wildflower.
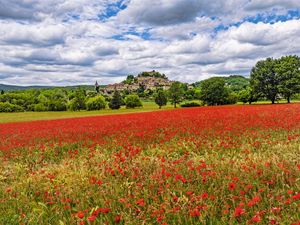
[234,207,245,217]
[114,215,121,223]
[228,182,236,191]
[77,212,85,219]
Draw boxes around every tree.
[123,75,135,84]
[68,88,86,111]
[125,94,142,108]
[0,90,4,95]
[68,97,83,111]
[86,95,106,111]
[276,55,300,103]
[169,81,184,108]
[250,58,279,104]
[199,77,229,105]
[109,90,123,109]
[155,90,167,109]
[238,87,259,104]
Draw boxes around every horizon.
[0,73,250,87]
[0,0,299,86]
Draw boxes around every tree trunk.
[159,105,161,109]
[271,99,275,104]
[174,103,177,108]
[287,96,290,104]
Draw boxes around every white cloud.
[0,0,300,85]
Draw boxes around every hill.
[0,84,53,91]
[0,84,97,92]
[194,75,250,92]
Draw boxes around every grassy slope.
[0,102,174,123]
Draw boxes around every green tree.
[68,88,86,111]
[238,87,259,104]
[125,94,142,108]
[123,75,135,84]
[250,58,279,104]
[86,95,106,111]
[199,77,229,105]
[109,90,123,110]
[169,81,184,108]
[276,55,300,103]
[0,90,4,95]
[155,90,168,109]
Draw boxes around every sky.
[0,0,300,86]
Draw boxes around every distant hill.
[0,84,53,91]
[0,84,99,92]
[223,75,250,92]
[194,75,250,92]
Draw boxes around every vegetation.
[250,55,300,104]
[1,104,300,224]
[125,94,143,108]
[154,90,168,109]
[137,70,167,79]
[180,101,201,107]
[86,95,106,111]
[199,77,235,105]
[169,81,185,108]
[109,90,123,110]
[0,55,300,113]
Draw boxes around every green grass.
[0,102,174,123]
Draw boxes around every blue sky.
[0,0,300,85]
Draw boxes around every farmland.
[0,104,300,224]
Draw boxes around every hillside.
[104,71,173,94]
[0,84,53,91]
[194,75,250,92]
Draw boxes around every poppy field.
[0,104,300,224]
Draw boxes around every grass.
[0,102,174,124]
[1,100,300,124]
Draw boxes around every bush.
[34,103,47,112]
[109,90,123,110]
[180,102,201,108]
[68,97,85,111]
[125,95,143,108]
[0,102,24,112]
[86,95,106,111]
[47,100,67,111]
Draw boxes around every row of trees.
[188,55,300,105]
[251,55,300,104]
[0,87,144,112]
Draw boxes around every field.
[0,102,174,123]
[0,104,300,224]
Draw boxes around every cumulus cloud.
[0,0,300,85]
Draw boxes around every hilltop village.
[102,71,174,94]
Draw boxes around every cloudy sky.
[0,0,300,86]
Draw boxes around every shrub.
[180,102,201,108]
[109,90,123,110]
[47,100,67,111]
[125,95,142,108]
[68,97,85,111]
[34,103,47,112]
[0,102,24,112]
[86,95,106,111]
